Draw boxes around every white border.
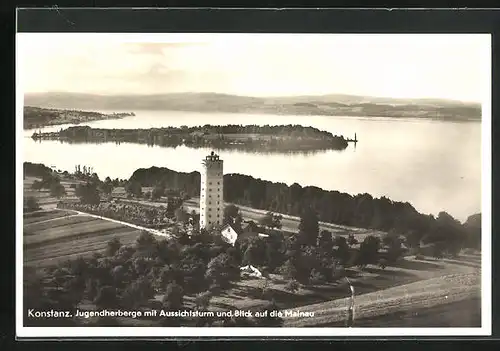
[15,32,492,338]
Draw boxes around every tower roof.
[205,150,221,161]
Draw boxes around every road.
[49,208,170,238]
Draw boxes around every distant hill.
[24,92,482,121]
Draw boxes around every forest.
[129,166,481,251]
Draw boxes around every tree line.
[130,166,481,253]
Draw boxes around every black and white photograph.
[16,31,490,337]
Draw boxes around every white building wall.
[199,152,224,229]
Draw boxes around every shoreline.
[30,124,352,152]
[23,106,135,130]
[23,107,481,130]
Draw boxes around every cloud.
[18,33,490,101]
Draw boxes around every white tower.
[200,151,224,229]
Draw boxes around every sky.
[17,33,490,102]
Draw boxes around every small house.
[221,224,271,246]
[240,265,264,279]
[220,224,240,246]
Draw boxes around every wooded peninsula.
[24,106,135,129]
[31,124,351,152]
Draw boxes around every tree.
[285,279,300,293]
[101,177,114,195]
[121,276,155,309]
[135,231,157,257]
[205,253,239,288]
[382,233,404,263]
[241,237,267,266]
[25,196,40,212]
[356,235,381,268]
[125,181,142,197]
[334,236,351,265]
[151,185,164,200]
[163,281,184,310]
[194,291,212,311]
[463,213,481,250]
[259,211,283,230]
[50,182,66,198]
[75,182,100,206]
[223,204,243,232]
[94,286,119,309]
[431,242,446,259]
[174,207,189,224]
[317,230,334,252]
[31,180,43,191]
[298,207,319,246]
[265,233,286,272]
[106,238,122,257]
[279,258,299,281]
[309,268,325,284]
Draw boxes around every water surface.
[23,110,481,222]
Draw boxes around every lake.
[22,110,481,222]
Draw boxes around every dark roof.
[241,221,258,230]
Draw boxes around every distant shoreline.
[23,106,135,130]
[24,92,482,123]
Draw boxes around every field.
[22,177,482,327]
[23,176,82,208]
[333,297,481,327]
[23,209,143,267]
[22,176,167,267]
[282,267,480,327]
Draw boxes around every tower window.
[217,182,220,185]
[209,182,212,185]
[209,201,211,205]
